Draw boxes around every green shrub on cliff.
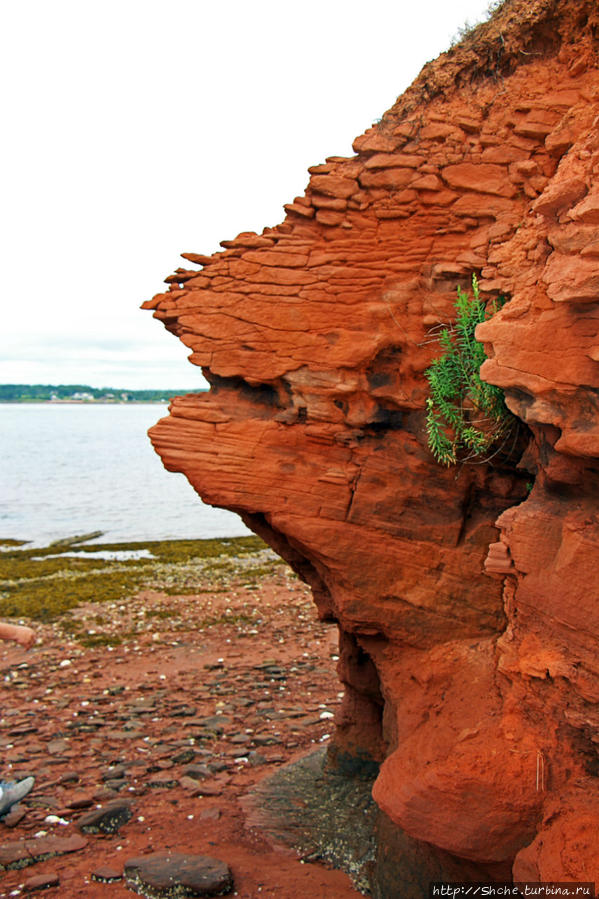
[425,275,515,466]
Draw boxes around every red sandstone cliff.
[144,0,599,884]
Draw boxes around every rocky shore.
[0,538,361,897]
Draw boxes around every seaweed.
[0,535,268,622]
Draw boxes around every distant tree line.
[0,384,204,403]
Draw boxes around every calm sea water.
[0,403,249,546]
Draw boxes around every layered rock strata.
[144,0,599,883]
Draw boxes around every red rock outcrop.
[144,0,599,884]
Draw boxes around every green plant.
[425,275,515,466]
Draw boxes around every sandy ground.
[0,558,363,898]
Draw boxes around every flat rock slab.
[124,851,234,897]
[2,806,27,827]
[91,865,122,882]
[23,872,60,892]
[77,799,133,834]
[0,833,87,871]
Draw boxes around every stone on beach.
[124,851,234,897]
[76,799,134,835]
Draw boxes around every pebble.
[179,776,203,796]
[76,800,133,835]
[183,764,212,780]
[2,807,27,828]
[58,771,80,785]
[199,808,221,821]
[147,775,179,789]
[247,752,268,767]
[101,764,128,781]
[65,794,95,810]
[171,748,196,764]
[91,865,122,882]
[192,783,222,798]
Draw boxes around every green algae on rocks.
[0,536,267,622]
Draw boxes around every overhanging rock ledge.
[144,0,599,885]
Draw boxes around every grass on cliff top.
[0,535,270,622]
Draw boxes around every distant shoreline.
[0,384,204,404]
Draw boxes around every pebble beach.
[0,537,363,898]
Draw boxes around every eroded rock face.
[145,0,599,882]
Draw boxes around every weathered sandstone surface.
[145,0,599,885]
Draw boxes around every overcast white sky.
[1,0,494,391]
